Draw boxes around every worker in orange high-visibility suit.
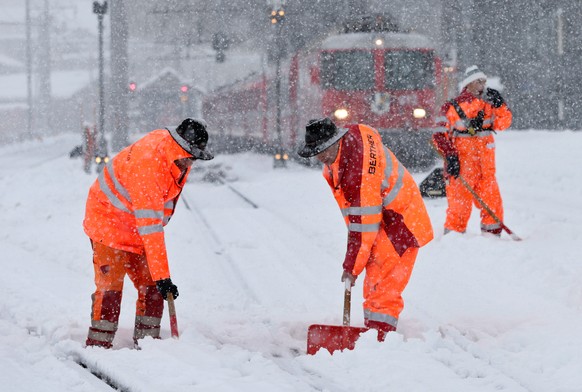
[433,65,512,236]
[298,118,433,340]
[83,118,214,348]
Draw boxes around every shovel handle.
[167,293,179,339]
[343,281,351,326]
[458,175,522,241]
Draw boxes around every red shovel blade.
[307,324,368,355]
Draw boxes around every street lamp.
[93,1,109,172]
[269,0,287,168]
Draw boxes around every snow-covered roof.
[321,32,436,50]
[0,69,94,101]
[0,53,23,68]
[137,66,205,94]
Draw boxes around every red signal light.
[129,82,137,91]
[180,85,189,93]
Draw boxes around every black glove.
[156,278,179,300]
[445,155,460,178]
[468,116,483,134]
[486,88,504,108]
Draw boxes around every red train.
[203,20,448,170]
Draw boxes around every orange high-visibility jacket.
[83,129,193,281]
[323,124,433,276]
[433,89,512,157]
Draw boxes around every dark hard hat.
[297,117,348,158]
[172,118,214,160]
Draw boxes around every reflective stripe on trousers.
[364,309,398,329]
[134,315,162,340]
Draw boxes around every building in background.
[1,0,582,147]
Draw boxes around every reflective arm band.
[137,224,164,235]
[341,205,382,217]
[134,209,164,219]
[348,222,380,233]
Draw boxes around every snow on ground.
[0,129,581,391]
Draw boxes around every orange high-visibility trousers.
[362,231,419,332]
[444,135,503,233]
[87,241,163,348]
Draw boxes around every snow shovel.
[458,174,522,241]
[307,280,368,355]
[167,293,179,339]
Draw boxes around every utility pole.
[556,7,564,130]
[110,0,130,151]
[37,0,52,133]
[25,0,33,139]
[93,1,109,172]
[269,0,288,168]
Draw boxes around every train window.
[321,51,374,91]
[384,51,435,90]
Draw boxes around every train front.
[318,31,440,170]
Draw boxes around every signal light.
[270,7,285,24]
[129,82,137,91]
[180,85,189,93]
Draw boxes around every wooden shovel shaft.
[458,175,522,241]
[167,293,179,339]
[343,281,351,326]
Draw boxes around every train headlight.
[374,38,384,46]
[413,108,426,119]
[334,108,349,120]
[95,156,110,164]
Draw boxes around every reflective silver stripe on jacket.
[454,130,494,138]
[348,222,381,233]
[97,162,132,214]
[138,224,164,235]
[486,142,495,149]
[99,160,168,232]
[453,119,465,129]
[364,309,398,328]
[134,209,164,219]
[381,146,405,207]
[341,205,382,217]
